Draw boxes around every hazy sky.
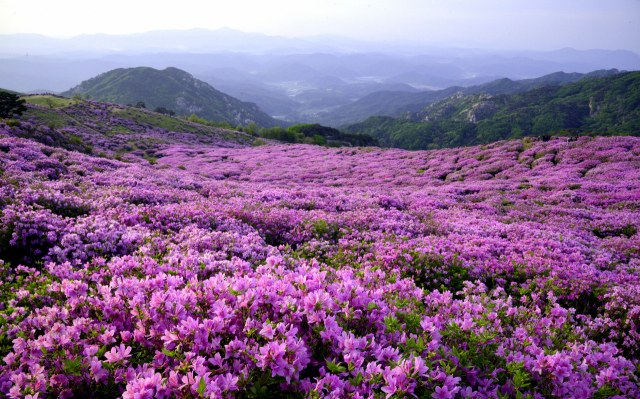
[1,0,639,52]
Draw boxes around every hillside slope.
[13,96,254,163]
[317,69,623,127]
[343,71,640,150]
[61,67,287,128]
[0,88,23,95]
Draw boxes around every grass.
[111,108,206,135]
[22,95,83,109]
[23,108,70,128]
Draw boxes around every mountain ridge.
[60,67,287,128]
[316,68,624,127]
[342,71,640,150]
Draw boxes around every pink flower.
[83,345,99,357]
[432,385,456,399]
[258,324,275,340]
[50,374,69,387]
[121,331,133,342]
[3,352,16,365]
[104,344,132,364]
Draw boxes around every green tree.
[153,106,175,116]
[43,97,56,109]
[246,123,260,136]
[532,114,563,136]
[312,135,327,145]
[217,121,233,129]
[135,101,146,109]
[0,92,27,118]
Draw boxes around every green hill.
[317,69,623,127]
[60,67,287,128]
[0,88,23,95]
[342,71,640,150]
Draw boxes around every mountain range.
[315,69,624,127]
[12,69,640,153]
[1,28,639,126]
[3,28,640,69]
[342,71,640,150]
[60,67,286,128]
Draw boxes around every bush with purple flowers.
[1,107,640,398]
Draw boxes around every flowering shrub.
[1,123,639,398]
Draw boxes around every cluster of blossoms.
[0,113,639,398]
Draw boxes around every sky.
[1,0,639,52]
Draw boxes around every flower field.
[1,108,640,398]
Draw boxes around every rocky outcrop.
[462,96,499,123]
[589,96,601,117]
[176,97,203,113]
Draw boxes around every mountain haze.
[61,67,286,128]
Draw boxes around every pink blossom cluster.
[0,123,639,398]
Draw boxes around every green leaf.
[97,346,107,358]
[162,348,175,357]
[349,371,364,386]
[63,357,83,376]
[326,358,346,374]
[197,377,206,396]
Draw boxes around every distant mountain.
[317,69,623,126]
[0,28,319,55]
[513,48,640,71]
[198,74,422,121]
[294,82,421,110]
[313,87,464,127]
[467,68,624,95]
[342,71,640,150]
[26,89,60,95]
[385,72,500,89]
[199,79,300,117]
[60,67,287,128]
[301,76,347,88]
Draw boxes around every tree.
[0,92,27,118]
[245,123,260,136]
[135,101,146,109]
[84,93,91,100]
[154,107,176,116]
[43,97,56,109]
